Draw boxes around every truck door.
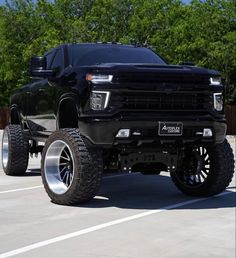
[26,50,58,134]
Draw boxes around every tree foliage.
[0,0,235,106]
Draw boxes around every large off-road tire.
[171,139,235,197]
[41,129,103,205]
[1,124,29,175]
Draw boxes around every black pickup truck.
[1,43,235,205]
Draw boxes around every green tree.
[0,0,235,107]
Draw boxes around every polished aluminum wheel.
[44,140,74,195]
[178,146,211,187]
[2,130,9,169]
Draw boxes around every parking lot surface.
[0,130,235,258]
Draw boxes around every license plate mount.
[158,122,183,136]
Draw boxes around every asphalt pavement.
[0,130,235,258]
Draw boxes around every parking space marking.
[0,190,234,258]
[0,173,136,195]
[0,185,43,194]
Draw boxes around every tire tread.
[41,129,103,205]
[2,125,29,176]
[171,139,235,197]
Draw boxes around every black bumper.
[79,118,227,148]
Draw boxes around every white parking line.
[0,185,43,194]
[0,190,234,258]
[0,173,136,195]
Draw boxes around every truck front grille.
[110,92,211,111]
[115,72,209,85]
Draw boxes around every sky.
[0,0,192,6]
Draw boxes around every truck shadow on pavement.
[21,169,236,210]
[78,173,236,210]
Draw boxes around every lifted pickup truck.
[1,43,235,205]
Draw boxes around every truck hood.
[78,63,220,88]
[84,63,219,75]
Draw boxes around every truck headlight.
[86,74,113,84]
[213,93,223,111]
[210,77,221,85]
[90,91,110,110]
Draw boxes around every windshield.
[71,45,166,66]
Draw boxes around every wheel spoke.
[60,155,70,161]
[61,147,73,187]
[176,146,211,187]
[59,166,66,174]
[69,173,73,185]
[44,139,75,195]
[189,176,195,184]
[200,147,203,155]
[194,174,199,183]
[203,166,210,171]
[65,173,68,186]
[203,171,209,176]
[63,148,71,160]
[197,147,201,155]
[62,171,68,181]
[200,170,207,179]
[66,172,70,186]
[197,173,201,183]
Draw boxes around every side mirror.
[30,56,55,78]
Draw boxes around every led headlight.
[213,93,223,111]
[90,91,110,110]
[86,74,113,84]
[210,77,221,85]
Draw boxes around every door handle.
[38,88,45,92]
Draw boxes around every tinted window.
[71,45,166,66]
[51,49,63,71]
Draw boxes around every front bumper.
[79,118,227,148]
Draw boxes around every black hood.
[76,63,220,88]
[81,62,220,76]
